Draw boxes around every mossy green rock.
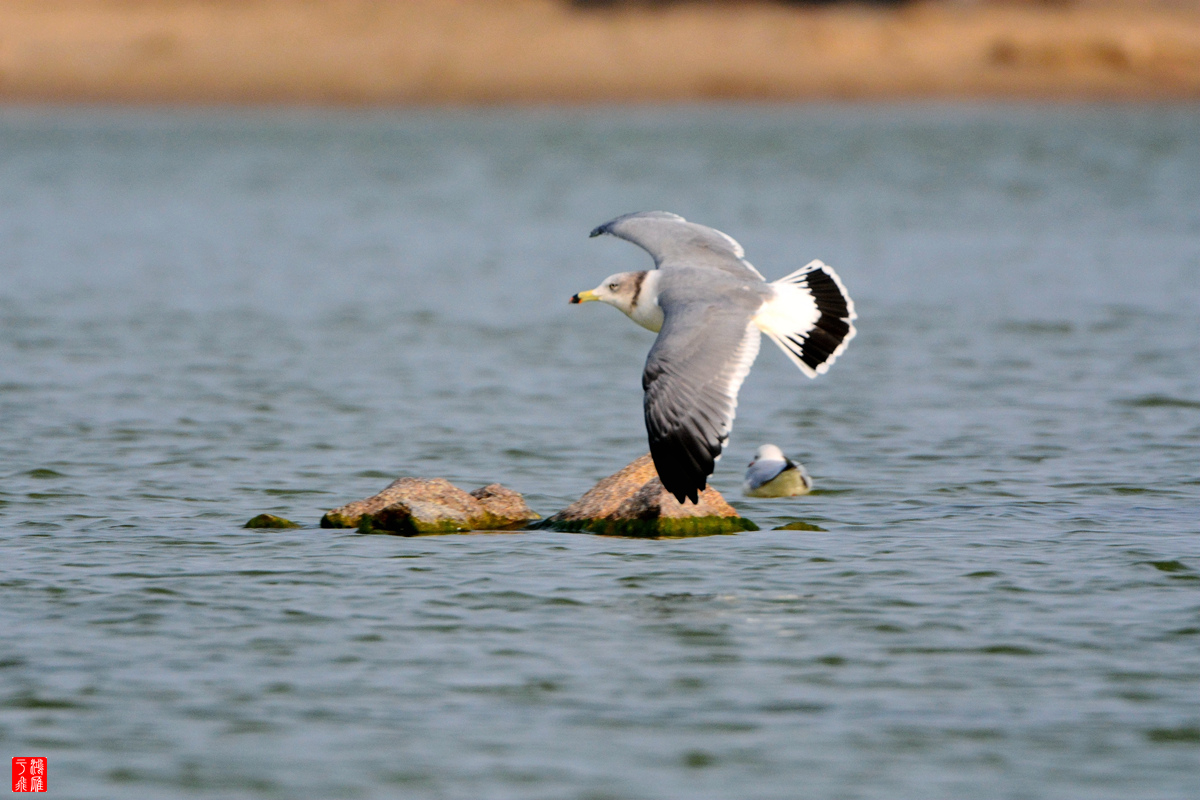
[773,520,827,531]
[244,514,301,529]
[356,510,488,536]
[539,454,757,538]
[540,515,756,539]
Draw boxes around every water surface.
[1,105,1198,799]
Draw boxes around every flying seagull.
[570,211,856,504]
[743,444,813,498]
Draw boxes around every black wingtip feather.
[650,432,716,506]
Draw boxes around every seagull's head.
[570,271,644,316]
[749,444,786,467]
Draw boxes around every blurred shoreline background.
[1,0,1198,105]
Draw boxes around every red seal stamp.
[11,758,46,793]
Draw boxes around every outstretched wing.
[591,211,766,281]
[642,287,763,504]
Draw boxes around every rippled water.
[2,106,1198,799]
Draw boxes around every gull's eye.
[608,283,619,291]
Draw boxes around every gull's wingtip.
[591,211,686,239]
[670,487,700,505]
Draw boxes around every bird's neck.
[625,270,664,332]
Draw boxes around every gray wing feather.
[642,279,764,503]
[591,211,765,281]
[745,460,788,491]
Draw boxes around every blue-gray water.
[1,106,1198,799]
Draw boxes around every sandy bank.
[1,1,1198,103]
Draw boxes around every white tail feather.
[753,260,857,379]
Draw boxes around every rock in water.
[539,454,758,537]
[244,513,301,529]
[320,478,539,534]
[470,484,537,524]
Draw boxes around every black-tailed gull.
[743,444,813,498]
[570,211,855,504]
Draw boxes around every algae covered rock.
[539,454,757,538]
[244,514,301,529]
[773,519,827,531]
[321,477,539,535]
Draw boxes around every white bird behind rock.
[743,444,813,498]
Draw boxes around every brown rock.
[540,454,757,538]
[321,478,539,534]
[471,484,539,524]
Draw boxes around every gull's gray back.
[591,211,766,281]
[745,459,787,491]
